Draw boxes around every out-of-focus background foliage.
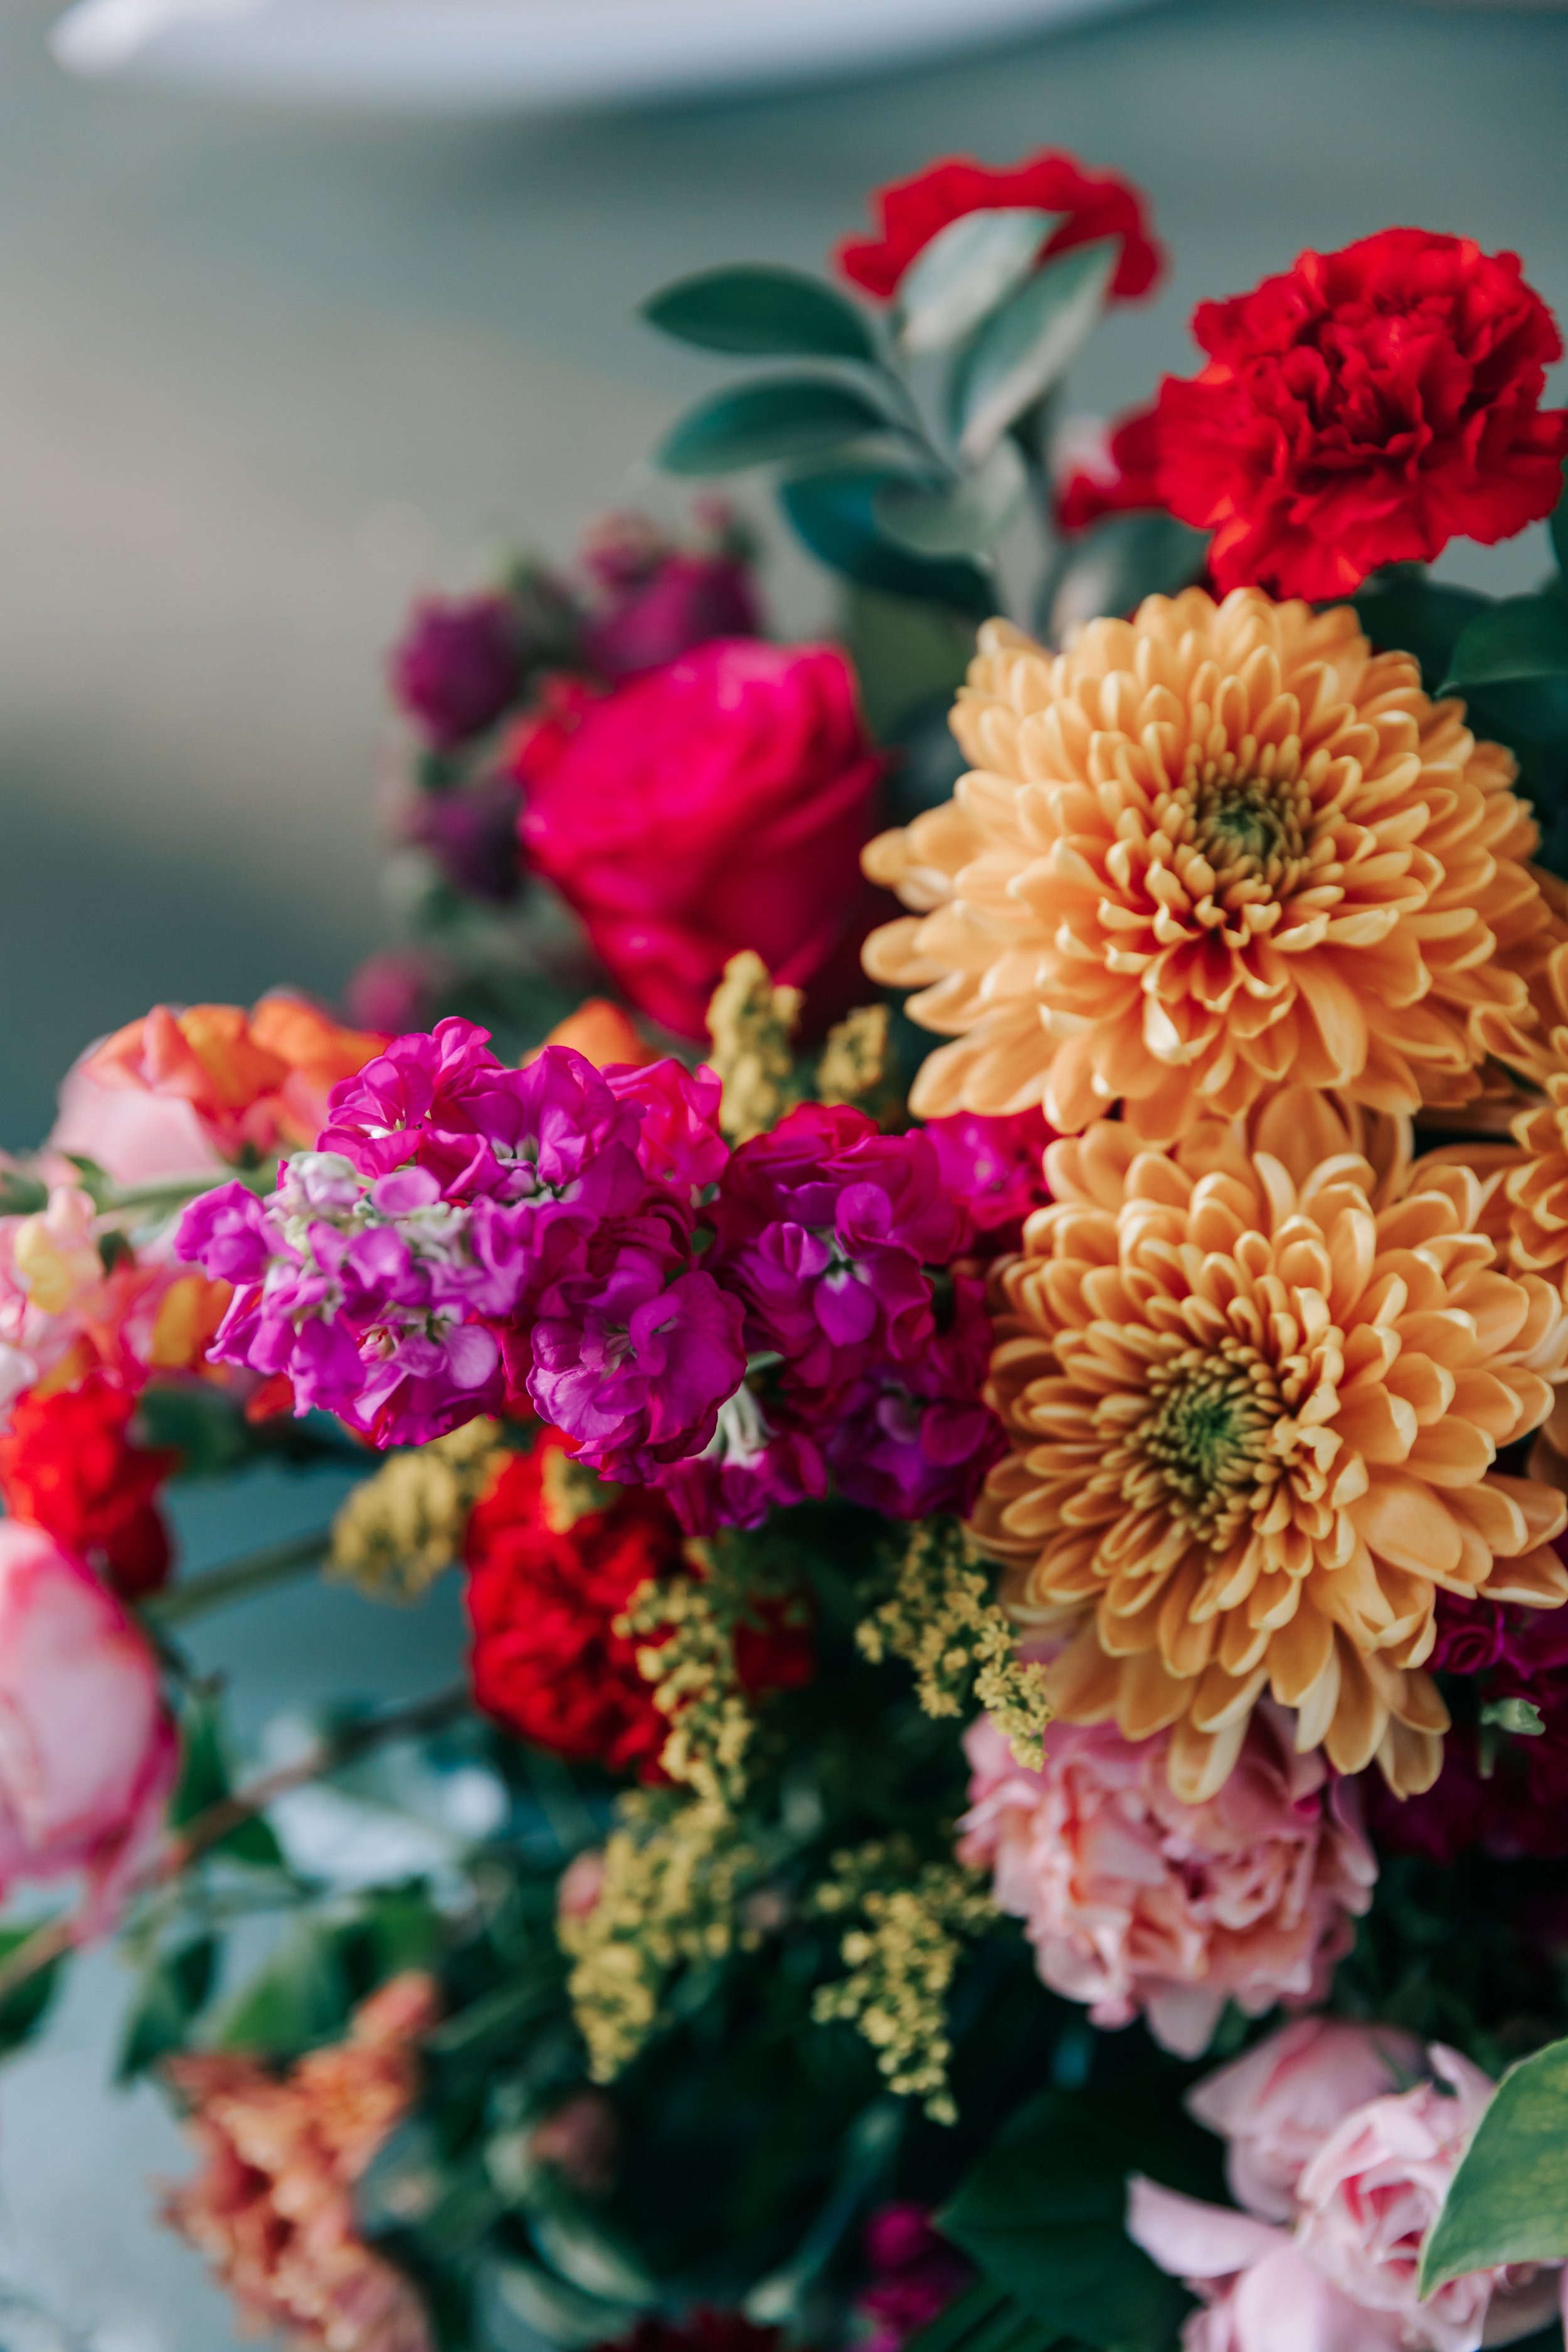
[0,3,1563,2342]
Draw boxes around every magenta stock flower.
[709,1104,965,1390]
[527,1222,746,1482]
[825,1274,1004,1520]
[921,1108,1053,1255]
[651,1385,828,1535]
[604,1059,729,1200]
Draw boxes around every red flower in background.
[511,641,885,1042]
[0,1372,176,1599]
[837,152,1163,305]
[1054,405,1167,534]
[464,1434,813,1777]
[1153,228,1568,599]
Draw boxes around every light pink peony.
[1128,2027,1565,2352]
[1189,2016,1423,2222]
[958,1705,1375,2057]
[0,1519,176,1933]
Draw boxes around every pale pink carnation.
[958,1705,1374,2058]
[1128,2026,1565,2352]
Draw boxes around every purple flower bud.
[584,551,762,683]
[411,777,524,904]
[391,593,525,749]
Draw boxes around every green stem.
[143,1529,331,1629]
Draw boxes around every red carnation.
[836,152,1162,307]
[1153,226,1568,600]
[1055,405,1166,533]
[464,1438,680,1778]
[463,1436,814,1777]
[0,1372,176,1599]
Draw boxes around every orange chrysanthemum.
[862,589,1549,1143]
[970,1101,1568,1804]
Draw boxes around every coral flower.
[970,1114,1568,1801]
[862,590,1545,1144]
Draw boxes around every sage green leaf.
[1352,575,1490,697]
[895,209,1058,356]
[1420,2037,1568,2292]
[780,464,996,615]
[874,438,1029,557]
[1440,595,1568,694]
[643,267,878,363]
[479,2254,643,2352]
[1041,511,1210,638]
[657,376,899,475]
[172,1692,283,1867]
[954,239,1116,465]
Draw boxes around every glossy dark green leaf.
[215,1918,351,2059]
[1041,511,1210,638]
[1421,2037,1568,2291]
[643,267,877,363]
[781,465,996,617]
[117,1935,216,2081]
[1440,595,1568,694]
[940,2084,1218,2349]
[875,438,1027,557]
[0,1926,63,2058]
[953,239,1116,463]
[1352,575,1490,697]
[657,377,897,476]
[172,1693,284,1867]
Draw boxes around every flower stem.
[142,1529,332,1629]
[0,1678,473,2013]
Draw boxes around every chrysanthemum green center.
[1121,1342,1285,1549]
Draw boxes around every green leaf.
[875,439,1028,558]
[117,1935,216,2081]
[1550,474,1567,581]
[0,1171,48,1216]
[895,209,1057,357]
[135,1381,249,1480]
[359,1885,445,1979]
[953,239,1116,464]
[781,465,995,617]
[657,376,899,476]
[940,2083,1221,2349]
[1441,595,1568,694]
[1041,511,1210,638]
[172,1694,283,1867]
[1421,2038,1568,2291]
[479,2254,644,2352]
[215,1917,351,2059]
[840,585,977,739]
[643,267,877,363]
[0,1926,63,2058]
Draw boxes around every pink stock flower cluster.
[959,1705,1375,2058]
[1130,2019,1565,2352]
[176,1023,1004,1519]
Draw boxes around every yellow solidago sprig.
[705,951,806,1143]
[811,1840,995,2124]
[813,1002,893,1113]
[328,1419,507,1601]
[859,1520,1049,1770]
[621,1537,808,1806]
[559,1792,763,2082]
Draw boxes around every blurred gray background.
[0,1,1565,2341]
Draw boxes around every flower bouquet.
[5,146,1568,2352]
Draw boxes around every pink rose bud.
[0,1520,176,1936]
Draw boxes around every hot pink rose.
[1128,2033,1565,2352]
[958,1705,1374,2057]
[512,640,885,1041]
[1189,2016,1423,2222]
[0,1520,176,1934]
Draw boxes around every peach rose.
[53,993,384,1185]
[958,1704,1374,2057]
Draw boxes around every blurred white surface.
[53,0,1150,110]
